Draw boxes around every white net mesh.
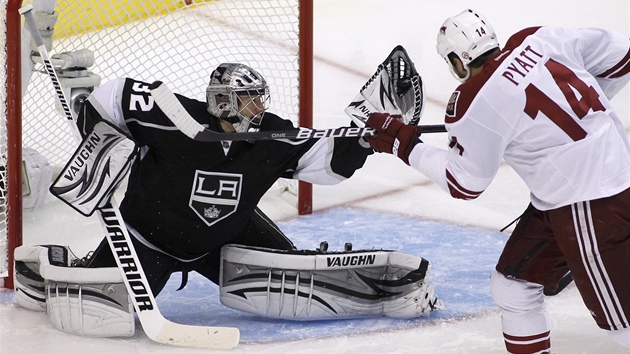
[2,0,305,284]
[22,0,301,166]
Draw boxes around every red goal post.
[1,0,313,289]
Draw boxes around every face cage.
[232,88,270,133]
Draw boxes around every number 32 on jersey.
[129,82,155,111]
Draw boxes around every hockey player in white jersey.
[364,8,630,353]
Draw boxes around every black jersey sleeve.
[258,114,373,184]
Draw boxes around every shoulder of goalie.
[13,244,135,337]
[219,244,444,320]
[50,119,139,216]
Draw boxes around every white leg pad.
[32,10,58,50]
[42,259,134,337]
[14,244,134,337]
[220,244,443,320]
[46,280,134,337]
[13,245,53,311]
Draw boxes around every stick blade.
[151,321,240,349]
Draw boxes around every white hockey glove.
[345,45,425,127]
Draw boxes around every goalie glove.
[365,112,422,165]
[345,45,425,127]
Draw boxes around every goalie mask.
[436,9,499,82]
[206,63,270,132]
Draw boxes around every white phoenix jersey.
[411,26,630,210]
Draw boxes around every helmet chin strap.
[231,120,249,133]
[448,62,470,83]
[231,117,261,133]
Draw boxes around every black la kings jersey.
[78,78,372,259]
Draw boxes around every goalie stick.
[150,81,445,142]
[20,5,240,349]
[18,5,82,142]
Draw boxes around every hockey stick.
[543,271,573,296]
[20,5,240,349]
[151,81,446,143]
[97,201,239,348]
[19,6,82,142]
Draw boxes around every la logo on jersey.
[189,171,242,226]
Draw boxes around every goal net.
[0,0,312,288]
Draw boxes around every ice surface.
[2,0,629,353]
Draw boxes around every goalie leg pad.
[220,244,443,320]
[14,244,135,337]
[46,279,134,338]
[42,260,135,337]
[13,245,61,311]
[32,9,58,51]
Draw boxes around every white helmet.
[436,9,499,82]
[206,63,270,132]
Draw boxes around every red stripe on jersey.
[503,331,551,354]
[610,59,630,78]
[446,170,482,200]
[502,27,542,52]
[597,46,630,78]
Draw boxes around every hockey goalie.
[14,22,443,338]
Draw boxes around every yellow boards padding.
[53,0,214,39]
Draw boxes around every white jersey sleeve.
[410,26,630,210]
[578,28,630,99]
[85,78,131,135]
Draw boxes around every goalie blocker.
[49,119,138,216]
[220,244,444,320]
